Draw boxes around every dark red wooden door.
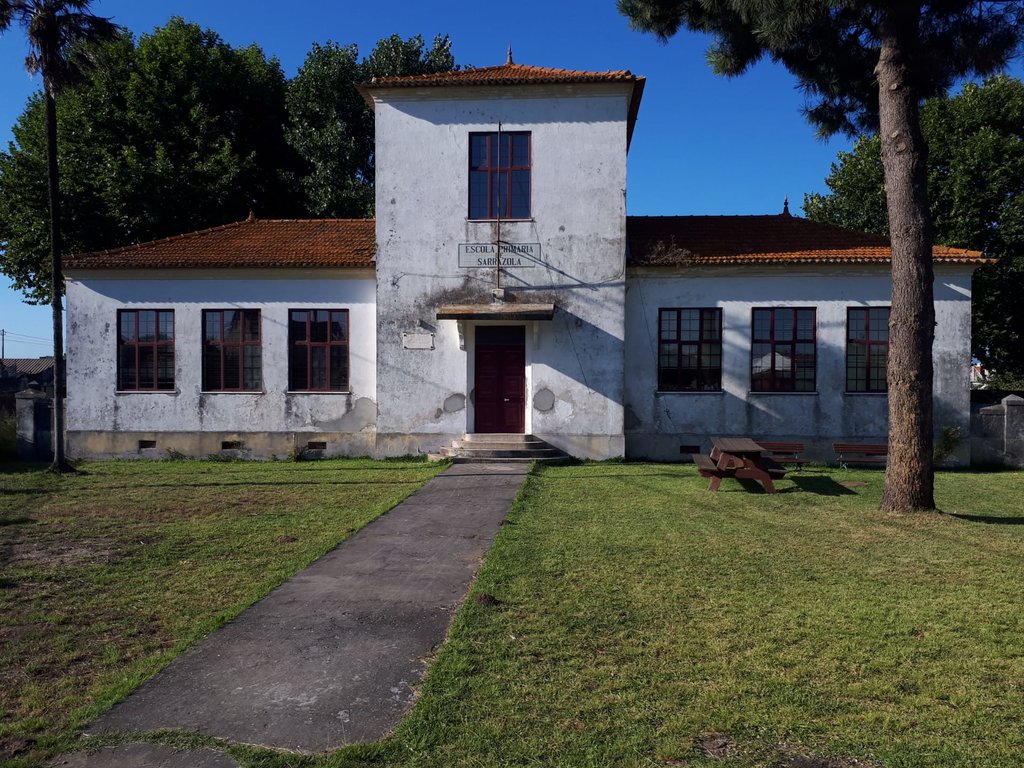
[474,328,525,433]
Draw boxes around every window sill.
[115,389,178,395]
[747,391,818,396]
[286,390,352,395]
[655,390,724,395]
[844,391,887,396]
[201,390,266,395]
[466,217,534,223]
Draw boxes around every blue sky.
[1,0,1020,356]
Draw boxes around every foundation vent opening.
[221,440,245,450]
[138,439,157,450]
[679,444,701,455]
[306,441,328,451]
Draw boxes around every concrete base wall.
[67,430,376,460]
[971,395,1024,467]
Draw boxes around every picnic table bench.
[692,437,787,494]
[832,442,888,469]
[755,440,810,466]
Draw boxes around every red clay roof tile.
[627,214,988,266]
[65,218,375,270]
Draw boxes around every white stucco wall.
[65,268,377,457]
[623,263,975,462]
[371,83,632,458]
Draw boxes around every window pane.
[243,345,261,390]
[659,310,677,340]
[222,346,240,390]
[753,310,771,340]
[118,347,136,389]
[469,170,489,218]
[203,344,221,390]
[679,310,699,341]
[870,307,889,341]
[139,346,155,389]
[703,310,720,340]
[331,312,348,342]
[796,309,814,340]
[311,347,328,390]
[498,133,510,167]
[330,346,348,390]
[776,310,795,341]
[205,311,221,342]
[512,133,529,166]
[120,312,136,342]
[243,310,260,342]
[680,344,698,369]
[311,311,328,342]
[470,134,488,168]
[138,311,156,342]
[290,311,308,342]
[752,343,772,374]
[158,311,174,341]
[157,346,174,390]
[510,170,530,218]
[848,309,866,340]
[223,310,240,343]
[493,171,508,217]
[289,346,308,390]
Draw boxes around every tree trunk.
[876,5,935,511]
[45,90,69,473]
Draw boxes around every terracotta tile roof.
[627,214,989,266]
[65,217,375,270]
[364,62,641,88]
[1,358,54,377]
[359,60,646,148]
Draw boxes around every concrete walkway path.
[81,462,529,754]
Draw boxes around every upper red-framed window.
[469,132,531,220]
[117,309,175,391]
[751,307,816,392]
[288,309,349,392]
[202,309,262,392]
[846,306,889,392]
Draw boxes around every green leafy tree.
[0,0,118,472]
[0,17,302,303]
[619,0,1023,511]
[805,75,1024,385]
[286,34,455,217]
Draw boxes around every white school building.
[63,59,987,463]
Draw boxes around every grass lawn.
[0,457,443,766]
[5,461,1024,768]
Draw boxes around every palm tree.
[0,1,117,472]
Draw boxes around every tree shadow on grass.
[781,476,859,496]
[943,512,1024,525]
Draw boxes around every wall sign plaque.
[458,243,541,268]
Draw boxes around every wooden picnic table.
[692,437,787,494]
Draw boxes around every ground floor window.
[203,309,262,391]
[658,308,722,391]
[751,307,816,392]
[288,309,349,391]
[847,306,889,392]
[117,309,175,391]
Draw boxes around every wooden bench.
[692,451,787,493]
[755,440,810,467]
[832,442,888,469]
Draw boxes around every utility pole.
[1,328,5,359]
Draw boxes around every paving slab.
[49,743,239,768]
[84,462,529,753]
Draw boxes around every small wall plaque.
[458,243,540,268]
[402,332,435,350]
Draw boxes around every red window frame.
[468,131,531,220]
[846,306,890,392]
[750,307,817,392]
[288,309,349,392]
[657,308,723,391]
[202,309,262,392]
[117,309,175,391]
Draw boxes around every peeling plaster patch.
[624,404,642,430]
[443,393,466,413]
[317,397,377,432]
[533,388,556,412]
[434,408,444,419]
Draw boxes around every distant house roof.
[358,60,646,148]
[0,357,54,377]
[65,217,375,271]
[627,214,989,266]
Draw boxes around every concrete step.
[452,439,548,451]
[460,433,538,444]
[447,455,568,464]
[441,447,564,459]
